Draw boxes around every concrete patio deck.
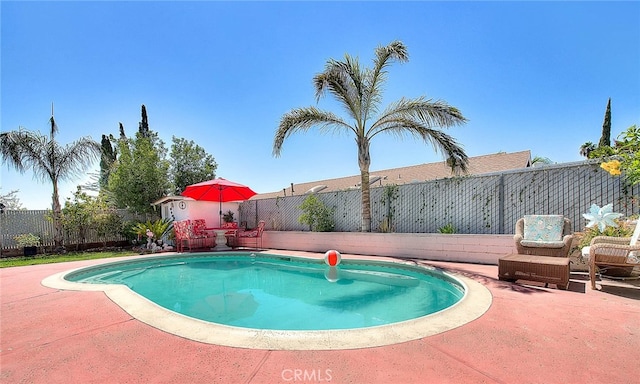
[1,251,639,384]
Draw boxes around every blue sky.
[2,1,639,209]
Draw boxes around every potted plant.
[578,204,636,276]
[130,219,172,250]
[222,210,235,224]
[14,233,40,256]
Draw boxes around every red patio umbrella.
[181,178,257,225]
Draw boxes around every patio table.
[206,228,237,251]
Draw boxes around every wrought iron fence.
[3,161,638,251]
[239,161,639,234]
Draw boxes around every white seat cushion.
[582,246,591,260]
[630,222,640,246]
[628,222,640,262]
[520,240,565,248]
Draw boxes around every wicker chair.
[588,222,640,289]
[514,215,573,257]
[499,215,573,289]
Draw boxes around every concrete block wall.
[260,231,517,265]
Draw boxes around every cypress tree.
[598,98,611,148]
[99,134,116,189]
[119,122,126,139]
[138,104,150,138]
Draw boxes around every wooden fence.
[0,209,156,252]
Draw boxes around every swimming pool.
[64,253,464,331]
[43,251,492,350]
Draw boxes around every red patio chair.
[173,219,215,252]
[172,220,189,253]
[221,222,239,247]
[189,219,215,250]
[236,220,265,249]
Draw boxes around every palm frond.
[371,40,409,83]
[1,130,30,172]
[49,115,58,139]
[363,41,409,122]
[273,107,353,157]
[17,131,55,183]
[1,127,101,183]
[341,55,365,123]
[368,98,469,171]
[314,60,361,123]
[375,40,409,64]
[55,137,101,181]
[371,97,467,134]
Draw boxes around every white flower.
[582,203,623,231]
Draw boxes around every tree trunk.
[360,170,371,232]
[51,179,64,251]
[357,137,371,232]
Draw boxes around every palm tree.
[579,142,596,158]
[0,109,101,250]
[531,156,553,166]
[273,41,469,232]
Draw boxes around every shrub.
[14,233,40,247]
[131,219,173,241]
[599,124,640,186]
[298,195,334,232]
[60,188,123,249]
[577,218,635,250]
[438,223,457,234]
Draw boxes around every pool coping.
[41,251,492,350]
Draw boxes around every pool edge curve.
[42,253,492,350]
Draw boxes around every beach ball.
[324,250,341,266]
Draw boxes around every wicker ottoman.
[498,254,570,290]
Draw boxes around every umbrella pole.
[219,187,223,227]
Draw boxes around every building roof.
[252,150,532,200]
[151,195,193,206]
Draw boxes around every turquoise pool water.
[66,253,465,331]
